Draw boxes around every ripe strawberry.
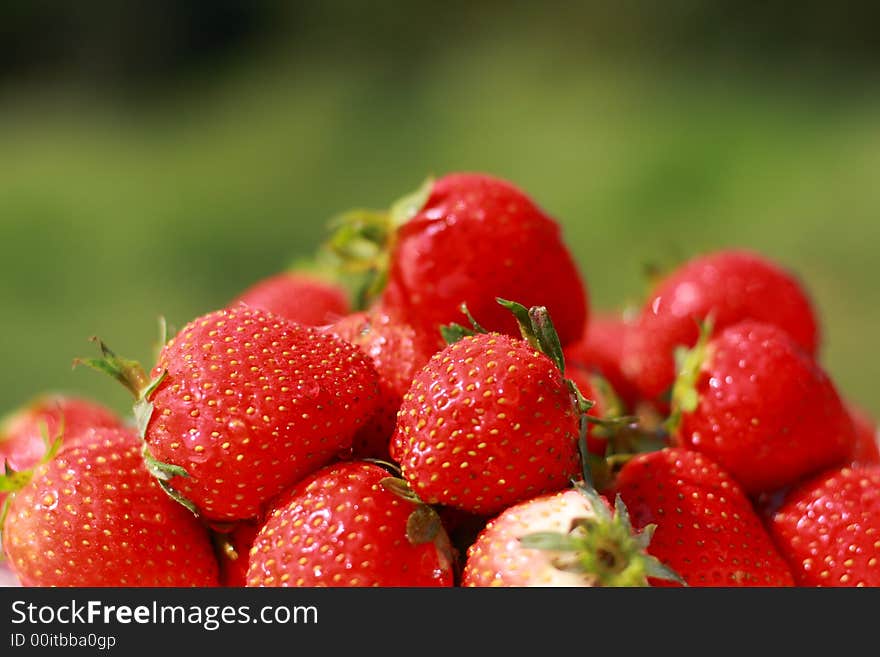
[323,307,434,460]
[80,305,381,522]
[462,483,681,586]
[330,173,588,349]
[246,461,454,587]
[1,426,219,587]
[847,403,879,466]
[764,465,880,586]
[231,271,350,326]
[614,448,795,586]
[391,300,583,516]
[564,311,640,409]
[217,521,260,587]
[669,320,855,495]
[0,394,124,481]
[621,250,819,405]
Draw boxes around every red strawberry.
[765,465,880,587]
[847,403,879,466]
[565,311,640,409]
[217,521,260,587]
[80,305,381,522]
[246,461,454,587]
[324,308,434,460]
[391,301,582,516]
[331,173,588,349]
[0,394,124,480]
[462,484,680,587]
[232,271,349,326]
[1,426,219,587]
[621,250,819,405]
[669,320,855,495]
[614,448,795,587]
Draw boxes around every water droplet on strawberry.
[40,492,58,510]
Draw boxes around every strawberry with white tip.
[462,482,681,587]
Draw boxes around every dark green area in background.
[0,2,878,417]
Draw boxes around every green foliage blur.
[1,2,878,419]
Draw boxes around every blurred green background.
[1,1,878,418]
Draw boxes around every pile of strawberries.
[2,172,878,588]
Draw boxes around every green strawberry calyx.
[519,482,685,587]
[439,303,489,344]
[324,176,434,309]
[74,337,199,516]
[665,315,715,435]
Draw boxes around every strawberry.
[462,483,681,586]
[462,485,680,587]
[669,320,855,495]
[764,465,880,586]
[564,311,640,409]
[323,307,434,460]
[231,271,350,327]
[621,250,819,405]
[329,173,588,350]
[1,426,219,587]
[246,461,454,587]
[217,521,260,587]
[846,403,879,466]
[391,300,584,516]
[79,305,381,522]
[0,394,124,490]
[614,448,795,586]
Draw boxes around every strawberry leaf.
[380,476,422,505]
[440,322,476,345]
[519,532,580,552]
[142,445,189,482]
[157,479,200,517]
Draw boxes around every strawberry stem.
[73,337,150,399]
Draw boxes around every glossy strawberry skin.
[246,461,454,587]
[462,488,605,587]
[324,308,434,460]
[614,448,795,587]
[392,332,581,516]
[565,312,640,409]
[847,404,880,466]
[765,466,880,586]
[381,173,587,350]
[232,272,350,327]
[674,321,854,495]
[2,427,219,587]
[0,394,124,473]
[0,395,125,509]
[145,306,381,522]
[622,250,819,404]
